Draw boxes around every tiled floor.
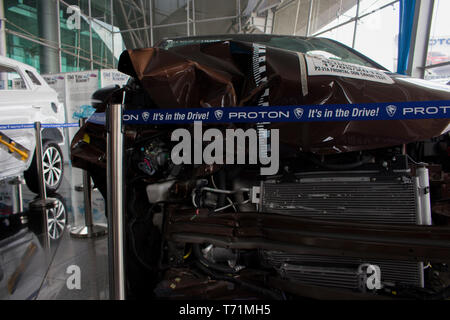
[0,163,109,300]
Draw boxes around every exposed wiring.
[214,199,250,213]
[194,260,284,300]
[201,187,251,194]
[193,176,250,211]
[406,154,426,166]
[192,191,198,208]
[211,175,237,212]
[183,247,192,260]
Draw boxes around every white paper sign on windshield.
[305,55,395,84]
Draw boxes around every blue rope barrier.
[2,101,450,129]
[0,123,80,130]
[87,100,450,125]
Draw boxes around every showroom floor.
[0,163,109,300]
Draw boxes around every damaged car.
[71,34,450,300]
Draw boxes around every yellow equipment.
[0,131,30,162]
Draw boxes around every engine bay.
[114,128,450,300]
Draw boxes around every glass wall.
[3,0,125,74]
[272,0,400,71]
[424,0,450,83]
[353,1,399,72]
[3,0,443,81]
[310,0,400,72]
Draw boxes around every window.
[311,0,358,36]
[424,0,450,82]
[310,0,400,72]
[353,1,400,72]
[0,66,27,90]
[26,70,42,85]
[161,35,383,69]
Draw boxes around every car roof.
[157,33,309,46]
[0,55,39,73]
[156,34,388,72]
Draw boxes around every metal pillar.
[29,122,58,211]
[293,0,301,36]
[9,176,24,214]
[88,0,94,70]
[111,0,116,64]
[149,0,154,46]
[187,0,190,36]
[192,0,196,36]
[305,0,314,37]
[107,104,126,300]
[37,0,59,74]
[0,0,6,57]
[71,119,108,238]
[352,0,360,49]
[56,0,62,73]
[29,122,56,251]
[0,0,7,89]
[237,0,242,33]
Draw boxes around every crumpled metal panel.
[118,40,450,154]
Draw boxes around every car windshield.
[158,35,385,70]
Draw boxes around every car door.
[0,62,39,181]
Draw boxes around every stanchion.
[28,122,56,250]
[70,118,107,238]
[107,103,126,300]
[9,176,24,214]
[29,122,57,211]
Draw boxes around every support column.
[0,0,6,57]
[38,0,59,74]
[407,0,435,78]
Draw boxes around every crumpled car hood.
[117,40,450,154]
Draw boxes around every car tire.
[46,195,67,240]
[24,140,64,194]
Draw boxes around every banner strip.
[87,100,450,125]
[3,101,449,129]
[0,123,79,130]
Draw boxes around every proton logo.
[214,109,224,121]
[386,105,397,117]
[142,112,150,122]
[294,108,304,119]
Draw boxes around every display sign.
[43,69,129,144]
[100,69,129,88]
[305,55,395,84]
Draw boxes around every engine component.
[415,165,432,225]
[263,251,424,290]
[146,180,175,204]
[255,171,431,291]
[279,263,363,291]
[202,244,241,270]
[136,140,169,176]
[257,172,426,225]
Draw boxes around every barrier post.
[70,118,107,238]
[107,103,126,300]
[9,176,24,214]
[29,121,57,211]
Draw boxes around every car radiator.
[262,251,424,289]
[257,171,430,290]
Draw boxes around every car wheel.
[25,141,64,194]
[46,196,67,240]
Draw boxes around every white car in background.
[0,56,65,194]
